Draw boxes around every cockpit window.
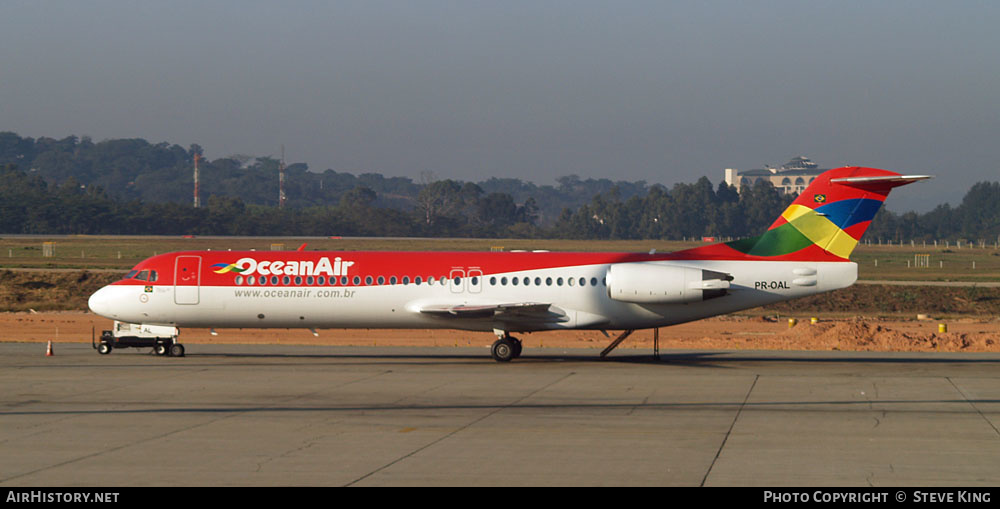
[122,269,157,282]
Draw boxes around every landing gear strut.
[599,329,635,358]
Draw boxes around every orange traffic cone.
[46,341,53,356]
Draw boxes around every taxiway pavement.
[2,343,998,486]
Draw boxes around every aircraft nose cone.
[88,286,112,318]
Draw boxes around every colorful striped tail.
[676,167,930,262]
[729,167,929,260]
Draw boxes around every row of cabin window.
[236,275,459,287]
[489,276,604,287]
[232,274,607,288]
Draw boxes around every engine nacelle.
[606,263,732,304]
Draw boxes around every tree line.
[0,132,645,226]
[0,131,997,241]
[3,162,998,243]
[0,163,540,237]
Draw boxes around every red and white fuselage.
[88,249,856,331]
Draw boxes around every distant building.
[724,156,828,195]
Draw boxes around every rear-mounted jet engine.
[605,263,733,304]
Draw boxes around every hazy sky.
[2,1,998,212]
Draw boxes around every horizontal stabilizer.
[829,175,932,190]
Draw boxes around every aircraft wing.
[417,302,564,322]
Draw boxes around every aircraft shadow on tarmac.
[169,349,1000,370]
[5,393,999,418]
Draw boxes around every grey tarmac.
[1,343,998,486]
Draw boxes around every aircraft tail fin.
[678,167,930,262]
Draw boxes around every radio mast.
[193,153,201,208]
[278,145,286,209]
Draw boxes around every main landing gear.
[490,332,522,363]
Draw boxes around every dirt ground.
[5,311,998,353]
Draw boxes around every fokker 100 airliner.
[88,167,928,361]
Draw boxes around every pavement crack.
[946,377,1000,438]
[700,374,759,487]
[627,395,650,416]
[256,435,323,473]
[873,410,886,429]
[344,371,577,486]
[0,370,392,484]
